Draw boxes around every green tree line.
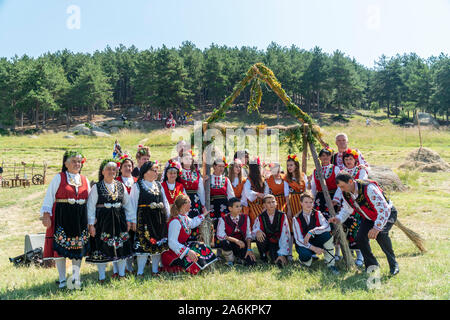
[0,41,448,130]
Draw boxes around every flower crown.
[167,159,182,171]
[64,150,86,164]
[118,153,133,164]
[137,144,149,156]
[345,148,359,160]
[100,158,120,171]
[287,154,299,162]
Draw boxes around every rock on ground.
[368,165,407,192]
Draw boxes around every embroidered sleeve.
[357,149,370,169]
[226,178,236,199]
[310,173,317,197]
[336,198,353,224]
[87,184,98,225]
[168,219,189,258]
[40,174,61,217]
[277,214,291,256]
[197,176,206,206]
[216,218,227,240]
[189,214,205,229]
[359,168,368,180]
[333,187,343,203]
[368,184,391,231]
[312,211,331,235]
[292,218,311,249]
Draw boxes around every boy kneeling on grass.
[252,194,291,268]
[216,198,256,266]
[292,192,339,275]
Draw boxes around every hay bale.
[368,165,407,192]
[399,147,450,172]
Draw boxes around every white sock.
[151,254,161,273]
[112,261,118,274]
[71,259,82,282]
[136,255,148,275]
[55,258,66,282]
[117,259,127,277]
[126,257,134,272]
[97,263,107,280]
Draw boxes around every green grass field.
[0,110,449,300]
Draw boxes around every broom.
[394,219,427,253]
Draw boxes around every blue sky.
[0,0,449,68]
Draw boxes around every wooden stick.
[302,124,308,174]
[309,141,355,270]
[416,112,423,148]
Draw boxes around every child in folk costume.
[252,195,291,267]
[329,172,399,275]
[216,198,256,267]
[209,157,235,246]
[292,192,339,275]
[242,158,269,228]
[179,150,207,242]
[132,145,151,178]
[228,159,247,202]
[114,154,138,276]
[161,159,187,205]
[310,148,341,217]
[85,160,134,283]
[284,154,306,218]
[332,150,368,267]
[130,161,171,277]
[40,150,90,289]
[266,162,289,213]
[161,194,218,275]
[234,150,250,178]
[284,154,306,260]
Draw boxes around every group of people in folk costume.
[40,133,399,289]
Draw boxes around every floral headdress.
[287,154,299,162]
[345,148,359,161]
[100,158,120,171]
[137,144,150,157]
[64,150,86,164]
[167,159,182,172]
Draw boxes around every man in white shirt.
[252,194,290,268]
[329,172,399,275]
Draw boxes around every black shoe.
[390,263,400,276]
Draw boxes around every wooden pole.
[200,122,214,250]
[308,141,355,270]
[416,112,423,149]
[302,124,308,174]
